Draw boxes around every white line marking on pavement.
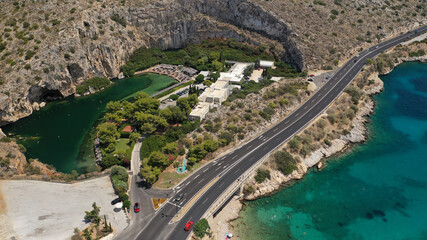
[194,174,199,179]
[203,168,209,173]
[202,198,209,205]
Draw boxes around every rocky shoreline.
[208,52,427,238]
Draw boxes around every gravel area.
[0,177,128,240]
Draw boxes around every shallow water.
[3,74,176,173]
[232,62,427,240]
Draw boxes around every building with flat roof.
[188,102,211,121]
[259,60,275,68]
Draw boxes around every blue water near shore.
[232,62,427,240]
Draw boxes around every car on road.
[375,46,379,49]
[174,194,183,202]
[326,74,331,79]
[134,203,140,213]
[184,221,193,231]
[356,54,360,58]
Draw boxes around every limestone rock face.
[0,0,303,126]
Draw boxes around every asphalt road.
[127,26,427,240]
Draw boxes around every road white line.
[185,182,190,186]
[202,198,209,205]
[194,174,199,179]
[232,155,237,160]
[203,168,209,173]
[273,128,278,132]
[200,178,205,182]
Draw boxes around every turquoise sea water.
[232,62,427,240]
[2,74,176,173]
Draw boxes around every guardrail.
[202,151,272,219]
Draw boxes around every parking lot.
[0,177,127,240]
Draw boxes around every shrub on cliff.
[76,77,110,95]
[193,218,210,238]
[274,151,298,175]
[255,168,271,183]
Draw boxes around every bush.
[193,219,210,238]
[111,15,126,27]
[169,94,179,101]
[110,166,129,182]
[76,77,110,95]
[274,151,298,175]
[255,168,271,183]
[111,177,128,195]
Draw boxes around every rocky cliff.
[0,0,424,126]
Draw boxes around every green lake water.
[2,73,176,173]
[232,62,427,239]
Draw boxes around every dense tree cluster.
[97,92,198,171]
[120,39,275,77]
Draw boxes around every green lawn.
[116,138,130,152]
[122,74,177,100]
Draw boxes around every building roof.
[199,71,210,77]
[260,60,275,68]
[189,102,211,117]
[212,80,229,89]
[250,69,263,82]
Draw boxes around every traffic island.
[152,198,168,211]
[171,177,219,223]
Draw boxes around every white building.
[259,60,275,68]
[188,102,211,121]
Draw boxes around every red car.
[184,221,193,231]
[134,203,140,213]
[309,74,315,77]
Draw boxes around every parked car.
[134,203,140,213]
[307,78,313,82]
[309,74,315,77]
[375,46,379,49]
[184,221,193,231]
[111,198,121,205]
[326,74,331,79]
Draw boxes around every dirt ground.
[0,177,128,240]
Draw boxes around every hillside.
[0,0,425,125]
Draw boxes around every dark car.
[134,203,140,213]
[184,221,193,231]
[111,198,121,205]
[174,194,183,202]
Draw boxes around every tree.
[106,101,122,113]
[193,218,210,238]
[133,97,160,115]
[140,165,157,185]
[97,123,119,145]
[129,132,141,143]
[208,51,220,62]
[202,139,219,152]
[82,228,92,240]
[85,202,101,225]
[203,80,212,87]
[212,60,223,71]
[102,154,122,169]
[135,112,168,134]
[162,142,177,154]
[195,74,205,83]
[147,151,169,168]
